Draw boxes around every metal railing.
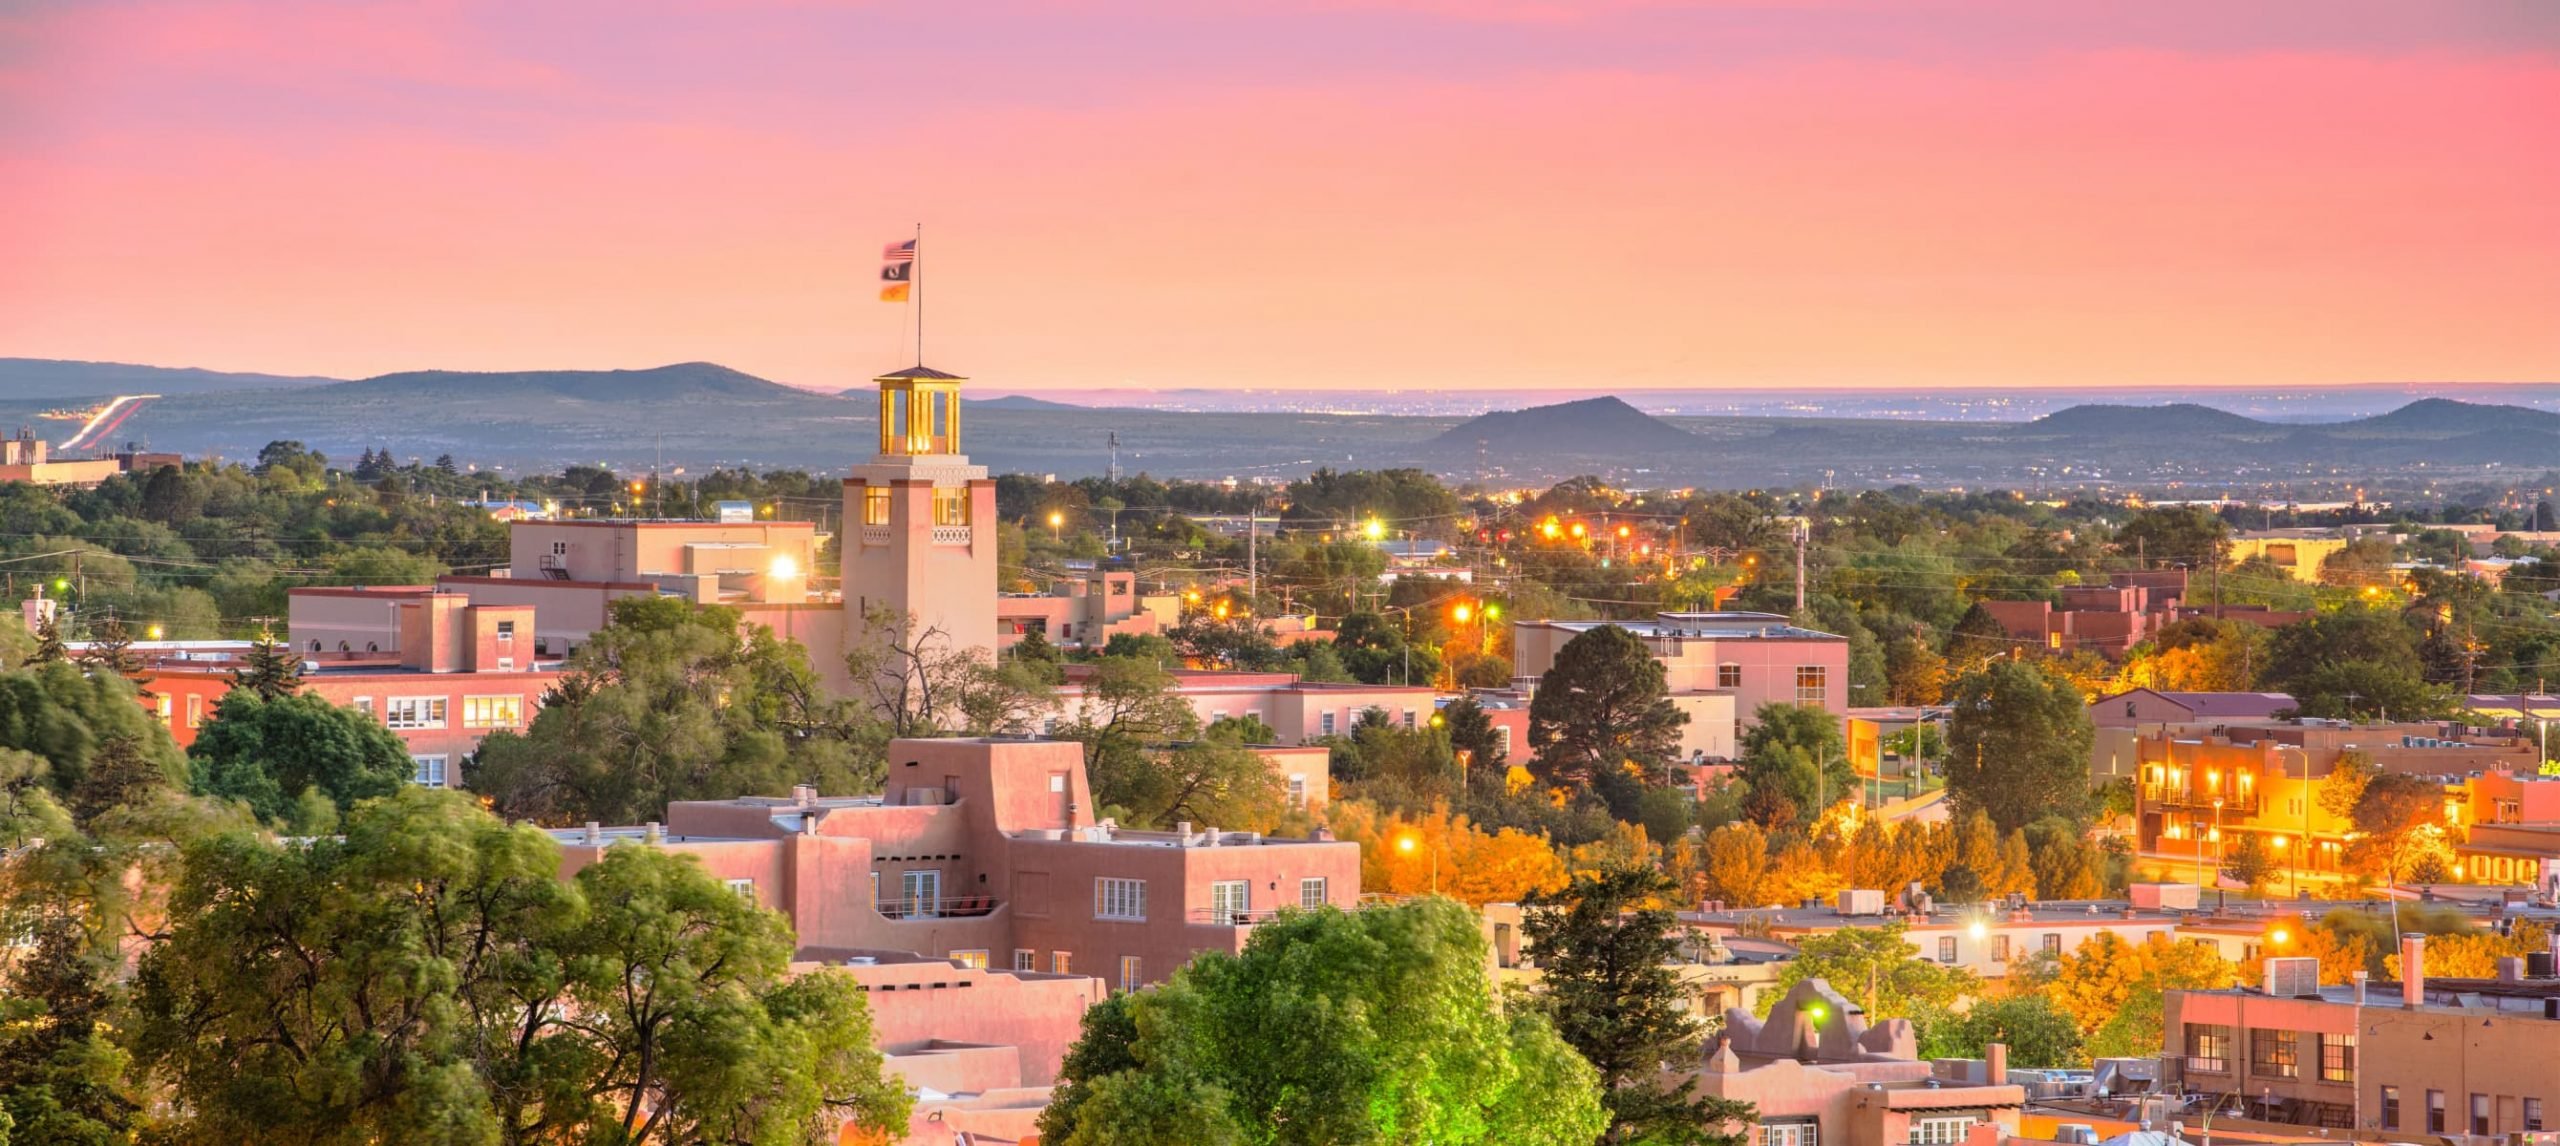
[875,895,1002,920]
[1188,906,1293,926]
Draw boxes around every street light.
[1396,831,1439,895]
[1048,511,1064,540]
[1363,518,1386,541]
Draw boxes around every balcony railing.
[875,895,1002,920]
[2141,787,2261,815]
[1187,906,1291,926]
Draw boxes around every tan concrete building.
[2164,933,2560,1134]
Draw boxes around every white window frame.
[462,694,523,729]
[186,694,205,729]
[1300,877,1329,909]
[1319,711,1336,735]
[384,696,448,730]
[1095,877,1147,922]
[353,696,375,719]
[1795,665,1828,704]
[1118,955,1143,993]
[1912,1117,1975,1145]
[1211,879,1251,925]
[902,869,941,917]
[1051,951,1071,975]
[1764,1123,1818,1146]
[1013,949,1036,971]
[724,878,756,901]
[951,949,988,970]
[1288,775,1308,807]
[412,754,449,788]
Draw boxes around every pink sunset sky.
[3,0,2555,393]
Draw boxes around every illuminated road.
[59,393,157,451]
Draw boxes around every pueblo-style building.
[550,736,1361,993]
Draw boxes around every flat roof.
[1526,614,1846,641]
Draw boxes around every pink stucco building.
[1510,612,1848,758]
[1696,979,2025,1146]
[549,736,1361,993]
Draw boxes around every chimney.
[792,784,818,806]
[2401,933,2425,1009]
[583,821,601,846]
[644,821,664,845]
[2352,970,2369,1006]
[1986,1042,2009,1086]
[2498,957,2527,984]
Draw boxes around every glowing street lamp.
[1363,518,1386,541]
[1395,832,1439,895]
[1048,511,1064,540]
[146,624,164,640]
[1451,602,1474,624]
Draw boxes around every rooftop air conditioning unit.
[2265,956,2320,998]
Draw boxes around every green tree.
[76,616,143,681]
[1041,897,1606,1146]
[2219,831,2278,892]
[470,596,883,826]
[128,789,909,1144]
[2113,506,2230,569]
[1528,625,1688,788]
[1922,995,2083,1068]
[1204,713,1283,745]
[1942,660,2095,832]
[1941,602,2012,672]
[187,691,412,828]
[1524,866,1756,1146]
[1736,703,1850,831]
[2346,772,2455,889]
[28,616,68,667]
[1062,655,1204,818]
[1763,922,1976,1024]
[0,662,186,800]
[1441,694,1508,770]
[228,622,304,701]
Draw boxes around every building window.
[2525,1098,2543,1132]
[2042,933,2061,955]
[902,869,941,918]
[1761,1122,1817,1146]
[2249,1028,2297,1079]
[1795,665,1827,703]
[1300,877,1329,909]
[725,878,756,901]
[462,695,523,729]
[384,696,448,730]
[1052,951,1071,975]
[412,755,449,788]
[932,486,970,526]
[1718,663,1743,689]
[1288,775,1308,807]
[1402,709,1416,729]
[186,694,205,729]
[863,486,892,525]
[156,694,173,721]
[1937,936,1957,963]
[1013,949,1035,971]
[550,540,568,556]
[2318,1033,2354,1083]
[1320,712,1336,735]
[1497,726,1512,756]
[1211,880,1252,925]
[951,949,988,970]
[495,657,514,672]
[1912,1118,1975,1146]
[1992,935,2011,962]
[2472,1093,2490,1137]
[1118,956,1142,993]
[1095,877,1147,922]
[2381,1087,2400,1130]
[353,696,374,719]
[496,620,515,640]
[2426,1090,2445,1134]
[2183,1023,2231,1074]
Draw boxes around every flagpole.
[913,222,924,367]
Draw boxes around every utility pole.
[1107,431,1120,483]
[1247,498,1258,615]
[1793,520,1808,611]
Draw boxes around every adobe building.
[138,594,563,787]
[996,562,1180,651]
[2164,932,2560,1134]
[1682,893,2216,985]
[1695,979,2026,1146]
[1509,611,1847,758]
[548,737,1361,992]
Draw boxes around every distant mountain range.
[3,356,2554,489]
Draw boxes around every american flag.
[884,239,916,263]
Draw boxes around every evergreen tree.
[28,615,68,666]
[1941,602,2012,671]
[229,624,303,701]
[1524,866,1757,1146]
[1441,693,1508,770]
[78,616,143,681]
[1528,625,1687,789]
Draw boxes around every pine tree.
[231,623,304,701]
[80,615,144,681]
[30,612,69,665]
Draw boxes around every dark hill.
[967,394,1086,411]
[1430,395,1697,454]
[2021,403,2269,436]
[0,358,340,399]
[2342,398,2560,436]
[338,362,813,402]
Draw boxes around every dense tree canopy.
[1943,660,2096,832]
[1040,897,1606,1146]
[1528,625,1687,789]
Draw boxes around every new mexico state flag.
[879,282,910,303]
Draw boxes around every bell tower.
[842,365,997,656]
